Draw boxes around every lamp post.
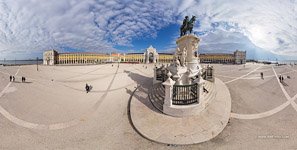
[36,57,39,71]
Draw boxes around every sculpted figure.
[181,48,187,66]
[175,58,181,67]
[180,16,189,37]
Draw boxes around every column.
[162,72,175,110]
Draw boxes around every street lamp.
[36,57,39,71]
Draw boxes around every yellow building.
[158,53,174,63]
[199,50,246,64]
[124,53,145,63]
[57,53,111,64]
[43,48,245,66]
[43,46,174,65]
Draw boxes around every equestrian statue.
[180,16,196,37]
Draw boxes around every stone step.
[202,81,214,98]
[204,81,212,90]
[203,91,217,108]
[154,84,165,98]
[148,83,164,112]
[202,84,213,93]
[203,89,214,99]
[149,90,163,112]
[203,82,216,103]
[155,86,165,99]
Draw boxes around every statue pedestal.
[176,34,200,63]
[152,33,217,117]
[169,34,201,85]
[143,17,228,143]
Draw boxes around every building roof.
[199,53,234,56]
[125,53,144,55]
[158,53,174,55]
[59,52,108,55]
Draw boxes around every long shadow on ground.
[124,70,161,114]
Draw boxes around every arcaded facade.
[199,50,246,64]
[43,46,174,65]
[44,47,245,65]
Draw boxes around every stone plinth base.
[129,78,231,145]
[163,103,203,117]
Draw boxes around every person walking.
[9,75,12,82]
[279,75,282,83]
[89,85,92,92]
[21,77,26,83]
[260,72,264,79]
[12,76,15,82]
[281,75,284,82]
[85,83,89,93]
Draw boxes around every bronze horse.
[180,16,196,37]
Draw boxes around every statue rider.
[180,16,189,36]
[182,16,189,28]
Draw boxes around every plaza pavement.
[0,63,297,149]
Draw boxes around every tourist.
[260,72,264,79]
[85,83,89,93]
[12,76,15,82]
[203,86,209,93]
[279,75,282,82]
[9,75,12,82]
[89,85,93,92]
[281,76,284,82]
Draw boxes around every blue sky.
[0,0,296,60]
[115,23,179,53]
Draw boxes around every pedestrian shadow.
[11,81,33,84]
[281,81,288,86]
[124,70,161,113]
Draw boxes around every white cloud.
[0,0,176,59]
[179,0,297,56]
[0,0,296,59]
